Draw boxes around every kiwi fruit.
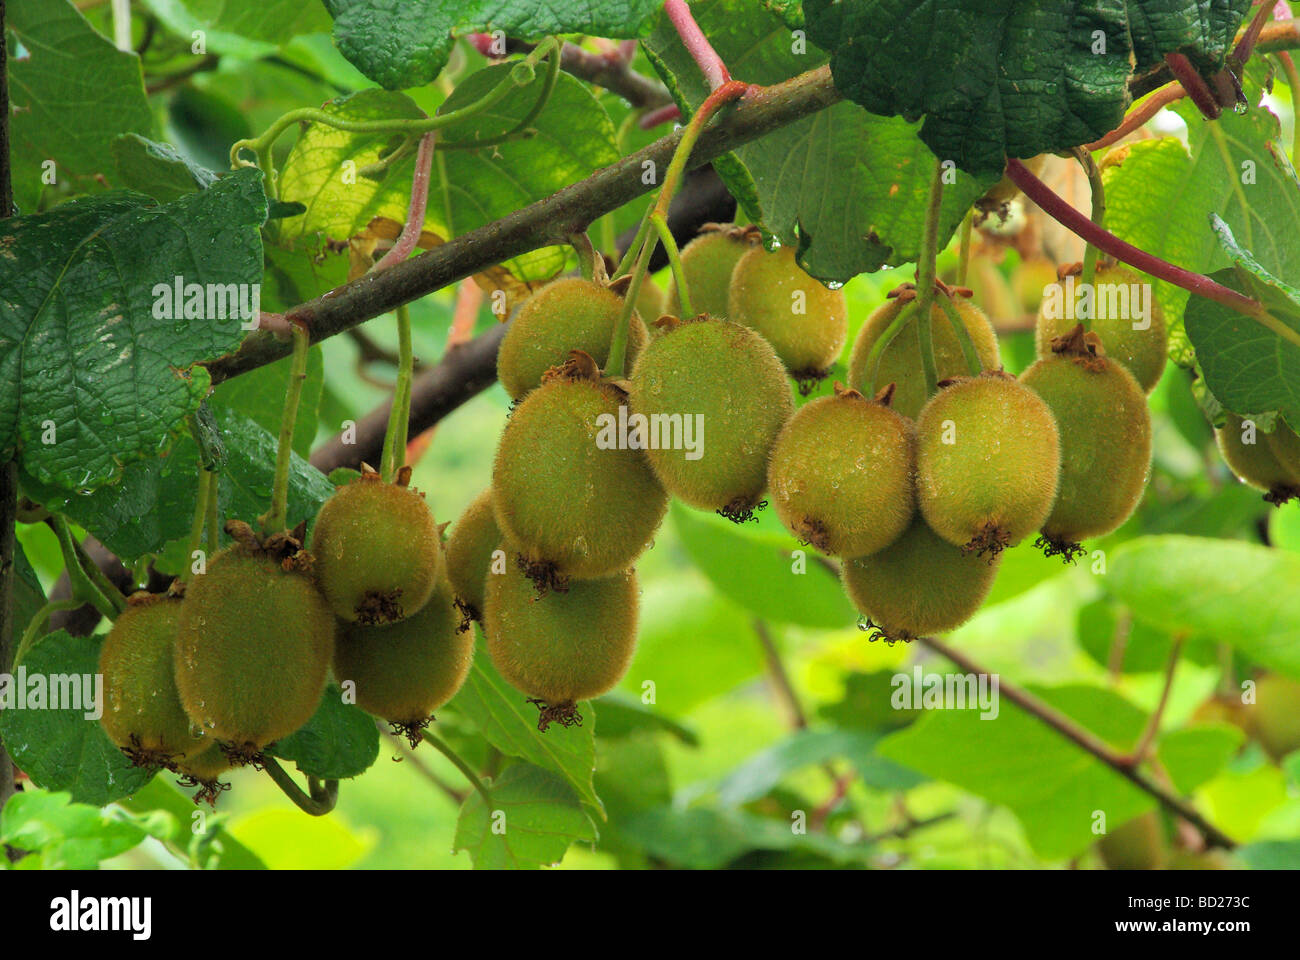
[1096,811,1166,871]
[841,516,1000,643]
[492,353,667,590]
[334,578,473,745]
[445,488,502,622]
[665,223,755,319]
[767,383,915,557]
[174,743,233,805]
[311,468,443,624]
[484,558,637,731]
[1035,262,1167,392]
[635,276,665,324]
[1249,674,1300,763]
[1012,256,1060,317]
[628,316,793,521]
[99,592,208,769]
[916,371,1061,558]
[497,277,649,399]
[847,289,1001,420]
[1216,415,1300,505]
[727,242,848,384]
[1020,326,1152,558]
[174,523,336,759]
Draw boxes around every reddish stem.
[665,0,730,89]
[372,131,437,273]
[639,102,682,129]
[1164,53,1221,118]
[1084,82,1186,151]
[1231,1,1277,69]
[1004,158,1262,317]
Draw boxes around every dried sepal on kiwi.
[175,744,234,806]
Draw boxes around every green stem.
[262,757,339,816]
[913,159,947,397]
[380,305,414,482]
[569,232,599,281]
[262,322,310,534]
[14,599,81,667]
[72,533,127,615]
[957,210,973,288]
[651,213,692,318]
[614,209,653,278]
[608,233,658,377]
[421,729,494,807]
[51,517,123,621]
[1278,53,1300,162]
[863,301,918,397]
[936,292,983,376]
[183,467,214,583]
[1072,147,1106,308]
[206,469,221,554]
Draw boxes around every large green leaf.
[0,169,268,493]
[112,134,218,204]
[141,0,332,50]
[1103,535,1300,680]
[0,790,150,869]
[12,542,46,647]
[453,763,597,870]
[645,0,992,282]
[804,0,1251,178]
[18,406,336,564]
[0,631,155,808]
[277,67,617,281]
[323,0,662,89]
[269,685,380,780]
[5,0,153,211]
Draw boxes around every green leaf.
[804,0,1250,178]
[138,0,330,58]
[323,0,662,89]
[1157,726,1244,794]
[111,135,218,204]
[818,670,920,732]
[277,68,618,282]
[116,777,266,869]
[0,631,155,807]
[1237,839,1300,869]
[877,684,1153,859]
[5,0,153,211]
[269,685,380,780]
[1103,536,1300,681]
[0,169,268,493]
[19,407,335,564]
[0,789,149,869]
[672,503,855,629]
[1183,224,1300,425]
[450,630,602,814]
[1102,96,1300,364]
[1271,502,1300,554]
[453,763,597,870]
[592,693,700,745]
[12,541,47,645]
[644,0,992,282]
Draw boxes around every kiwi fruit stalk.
[99,591,208,770]
[665,223,757,320]
[445,487,502,623]
[311,467,443,625]
[916,371,1061,558]
[628,316,793,521]
[484,558,638,731]
[767,383,915,557]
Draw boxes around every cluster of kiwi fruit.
[98,466,470,802]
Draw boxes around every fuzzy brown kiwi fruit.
[727,242,848,385]
[847,287,1001,420]
[497,277,649,400]
[916,371,1061,558]
[841,516,1000,643]
[665,223,756,319]
[99,591,208,770]
[174,744,233,805]
[1096,811,1166,871]
[492,352,667,591]
[174,522,336,761]
[627,316,793,521]
[1216,415,1300,505]
[311,467,443,624]
[1035,262,1167,392]
[334,578,473,745]
[445,488,502,622]
[1020,325,1152,559]
[484,557,637,731]
[1249,674,1300,763]
[767,383,915,556]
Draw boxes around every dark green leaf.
[453,763,597,869]
[592,693,699,745]
[0,789,149,869]
[269,685,381,780]
[111,135,218,203]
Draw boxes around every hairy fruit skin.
[666,227,750,319]
[334,579,473,729]
[1097,812,1166,871]
[99,594,208,766]
[484,560,637,707]
[1035,264,1167,392]
[445,488,501,620]
[175,743,232,782]
[841,517,999,641]
[1216,415,1300,502]
[1020,354,1151,545]
[628,317,793,516]
[497,277,648,399]
[1250,674,1300,763]
[767,388,915,556]
[727,244,847,378]
[175,546,336,750]
[311,478,443,624]
[916,374,1061,554]
[848,297,1001,420]
[493,376,667,580]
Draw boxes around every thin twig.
[1121,634,1185,766]
[753,619,807,729]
